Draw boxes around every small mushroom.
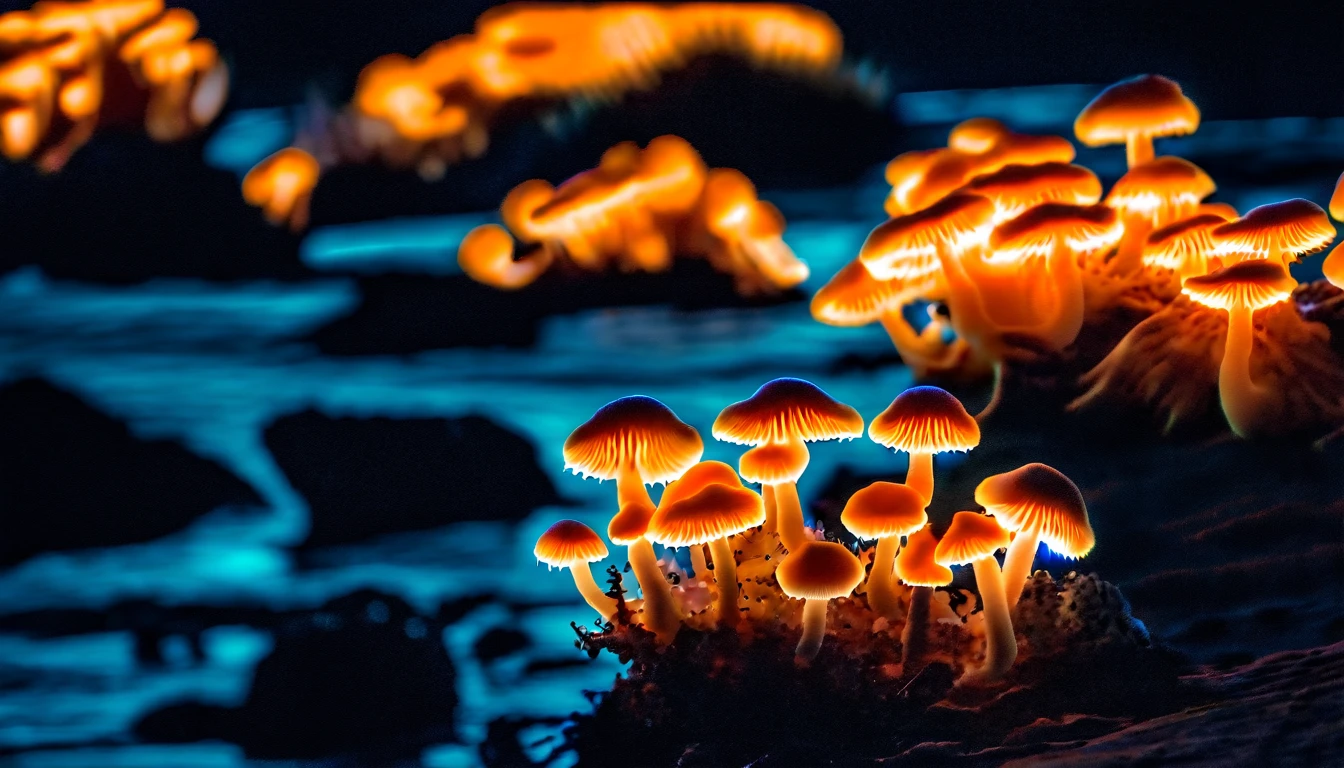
[959,162,1102,224]
[659,459,745,576]
[1183,260,1298,437]
[608,499,681,642]
[840,482,927,619]
[976,463,1093,610]
[934,511,1015,683]
[775,541,865,661]
[1074,74,1200,169]
[1104,156,1215,273]
[1143,210,1236,280]
[713,378,864,552]
[242,148,322,232]
[647,483,765,627]
[895,525,953,672]
[1210,199,1335,268]
[737,440,808,536]
[868,386,980,504]
[458,223,555,290]
[534,520,617,620]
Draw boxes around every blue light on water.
[300,214,497,275]
[202,108,294,178]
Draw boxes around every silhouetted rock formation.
[0,137,308,284]
[0,378,262,567]
[264,409,566,546]
[134,589,457,761]
[308,262,802,355]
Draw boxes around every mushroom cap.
[860,193,996,281]
[948,117,1009,154]
[1200,202,1239,219]
[869,386,980,455]
[841,482,928,541]
[1105,156,1215,222]
[934,511,1010,566]
[884,148,944,215]
[1143,211,1235,272]
[659,460,742,509]
[895,526,954,587]
[987,133,1076,168]
[1332,172,1344,222]
[535,519,609,567]
[739,441,810,485]
[646,483,765,547]
[810,258,906,327]
[975,463,1094,558]
[564,395,704,485]
[775,540,865,600]
[961,162,1102,221]
[1210,199,1336,263]
[990,202,1121,260]
[713,378,864,446]
[1183,259,1297,312]
[241,147,321,205]
[1074,74,1200,147]
[608,499,657,545]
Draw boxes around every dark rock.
[134,589,457,761]
[0,135,308,284]
[0,378,263,567]
[264,409,566,547]
[306,260,803,355]
[475,626,531,666]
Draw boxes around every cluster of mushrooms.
[455,135,808,294]
[536,378,1094,685]
[0,0,227,171]
[813,75,1344,438]
[242,1,840,231]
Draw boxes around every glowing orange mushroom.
[976,463,1092,610]
[1075,75,1200,169]
[868,386,980,504]
[1183,260,1298,437]
[713,378,863,552]
[934,511,1014,683]
[895,525,952,672]
[535,519,617,620]
[841,481,927,619]
[1210,199,1335,268]
[775,540,864,661]
[242,147,322,232]
[1143,210,1236,280]
[564,395,704,509]
[1331,172,1344,222]
[959,162,1103,224]
[700,168,809,290]
[1105,156,1215,273]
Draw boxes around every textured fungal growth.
[1074,74,1200,168]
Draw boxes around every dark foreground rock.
[264,409,566,547]
[307,260,803,355]
[0,378,263,567]
[134,589,457,761]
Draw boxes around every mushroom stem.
[975,361,1006,423]
[616,461,653,509]
[708,536,741,627]
[880,310,955,375]
[866,535,902,618]
[1046,239,1086,350]
[1000,527,1042,611]
[1218,303,1265,438]
[773,480,808,551]
[901,585,932,672]
[628,538,682,640]
[1112,216,1153,275]
[690,543,710,578]
[1126,134,1154,169]
[762,485,777,532]
[569,565,617,620]
[796,598,829,660]
[968,556,1017,682]
[905,452,934,504]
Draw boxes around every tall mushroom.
[775,540,865,661]
[1183,260,1299,437]
[607,499,681,642]
[564,395,702,635]
[1074,75,1200,169]
[713,378,864,552]
[934,511,1015,683]
[976,463,1093,610]
[895,525,953,672]
[535,519,617,620]
[1210,199,1335,268]
[841,481,927,619]
[868,386,980,504]
[1104,156,1215,273]
[647,483,765,627]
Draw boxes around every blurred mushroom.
[535,520,617,620]
[1183,260,1299,437]
[840,481,927,619]
[713,378,864,552]
[457,224,555,290]
[975,463,1093,610]
[648,483,765,627]
[242,148,322,232]
[1074,74,1200,168]
[775,540,864,661]
[934,511,1014,683]
[867,386,980,504]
